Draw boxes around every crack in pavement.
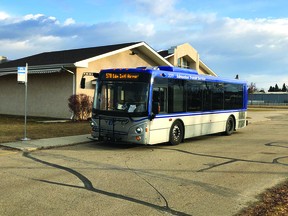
[124,159,169,208]
[26,151,240,198]
[265,142,288,149]
[22,152,191,216]
[197,159,238,172]
[156,141,288,172]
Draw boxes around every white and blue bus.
[85,66,248,145]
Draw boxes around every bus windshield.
[94,81,149,115]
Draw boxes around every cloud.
[0,11,10,20]
[127,4,288,90]
[0,11,158,59]
[210,18,288,61]
[0,36,67,60]
[133,23,155,37]
[24,14,45,21]
[23,14,60,25]
[64,18,76,26]
[1,6,288,90]
[0,13,80,58]
[128,0,177,16]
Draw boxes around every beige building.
[0,56,8,64]
[0,42,217,118]
[158,43,217,76]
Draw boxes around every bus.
[83,66,248,145]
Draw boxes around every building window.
[177,57,190,69]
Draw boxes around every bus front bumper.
[91,130,147,144]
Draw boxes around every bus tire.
[224,116,235,136]
[169,120,183,145]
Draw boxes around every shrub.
[68,94,92,120]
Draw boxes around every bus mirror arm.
[80,77,86,89]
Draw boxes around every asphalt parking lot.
[1,110,288,215]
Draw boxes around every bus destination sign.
[105,73,140,80]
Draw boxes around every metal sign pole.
[22,63,30,141]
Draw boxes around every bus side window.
[153,90,159,103]
[152,90,159,114]
[153,87,167,113]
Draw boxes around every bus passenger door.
[150,87,169,144]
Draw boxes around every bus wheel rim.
[227,118,233,131]
[173,125,181,141]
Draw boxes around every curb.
[0,134,93,152]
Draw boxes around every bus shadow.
[85,131,244,151]
[182,131,245,144]
[87,141,144,150]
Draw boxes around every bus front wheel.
[169,121,183,145]
[224,116,235,136]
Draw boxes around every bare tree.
[248,82,257,94]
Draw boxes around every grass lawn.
[238,181,288,215]
[0,115,91,143]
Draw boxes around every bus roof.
[100,66,246,85]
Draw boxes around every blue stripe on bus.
[130,109,247,122]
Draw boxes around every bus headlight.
[135,127,143,134]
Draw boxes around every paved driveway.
[1,110,288,215]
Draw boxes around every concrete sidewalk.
[1,110,287,152]
[0,134,93,152]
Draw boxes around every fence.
[248,93,288,106]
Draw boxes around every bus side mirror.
[80,78,86,89]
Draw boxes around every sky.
[1,0,288,91]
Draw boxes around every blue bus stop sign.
[17,66,27,83]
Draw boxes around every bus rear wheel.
[224,116,235,136]
[169,121,183,145]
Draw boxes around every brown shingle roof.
[0,42,140,69]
